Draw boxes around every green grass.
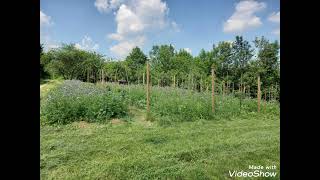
[40,79,63,101]
[40,81,280,179]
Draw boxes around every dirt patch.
[111,118,124,125]
[75,121,91,128]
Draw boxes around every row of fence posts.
[142,62,266,118]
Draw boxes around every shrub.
[41,80,128,125]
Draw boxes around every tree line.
[40,36,280,101]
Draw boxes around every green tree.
[40,44,50,80]
[125,47,147,83]
[44,44,104,82]
[231,36,254,86]
[253,36,280,100]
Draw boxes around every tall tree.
[231,36,254,85]
[125,47,147,83]
[253,36,280,100]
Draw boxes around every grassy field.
[40,80,280,179]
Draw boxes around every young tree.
[125,47,147,83]
[231,36,254,87]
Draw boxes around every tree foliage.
[41,35,280,100]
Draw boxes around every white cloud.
[94,0,178,58]
[268,11,280,36]
[40,10,52,27]
[95,0,109,13]
[223,0,266,33]
[102,0,174,58]
[109,36,145,58]
[40,10,59,51]
[94,0,125,13]
[183,48,192,54]
[115,4,145,35]
[107,33,124,41]
[111,0,169,37]
[268,11,280,23]
[75,36,100,51]
[40,32,60,51]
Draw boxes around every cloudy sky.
[40,0,280,59]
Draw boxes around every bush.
[41,80,128,125]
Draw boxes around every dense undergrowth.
[41,80,279,125]
[41,80,128,125]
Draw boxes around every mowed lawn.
[40,108,279,179]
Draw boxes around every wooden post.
[271,85,274,101]
[200,77,203,92]
[222,81,225,97]
[268,87,271,101]
[257,76,261,113]
[211,66,215,113]
[158,79,160,87]
[173,75,176,88]
[226,81,229,94]
[240,74,243,93]
[146,62,151,118]
[275,83,278,100]
[102,69,105,83]
[93,71,96,83]
[264,89,267,113]
[143,73,145,85]
[232,82,234,94]
[87,69,90,82]
[191,74,194,91]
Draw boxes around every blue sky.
[40,0,280,59]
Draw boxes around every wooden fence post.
[271,85,274,101]
[102,69,105,83]
[243,84,246,95]
[146,62,151,119]
[143,73,145,85]
[222,81,225,97]
[173,75,176,88]
[212,65,215,113]
[200,77,203,92]
[87,69,90,82]
[264,89,267,113]
[232,82,234,94]
[268,87,271,101]
[191,74,194,91]
[257,76,261,113]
